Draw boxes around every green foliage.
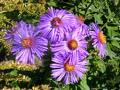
[0,0,120,89]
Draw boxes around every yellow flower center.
[68,39,78,50]
[51,17,62,27]
[64,62,75,72]
[98,31,106,44]
[22,38,33,48]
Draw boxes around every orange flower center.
[98,31,106,44]
[78,16,85,23]
[68,39,78,50]
[51,17,62,27]
[64,63,75,72]
[22,38,33,48]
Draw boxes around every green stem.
[101,22,107,30]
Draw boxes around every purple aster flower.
[50,52,88,84]
[51,28,89,60]
[12,21,48,64]
[90,23,106,58]
[75,16,90,37]
[37,7,76,43]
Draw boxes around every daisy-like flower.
[12,21,48,64]
[51,28,89,60]
[90,23,106,58]
[37,7,76,43]
[75,16,90,37]
[50,52,88,84]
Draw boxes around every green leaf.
[47,1,57,7]
[107,12,115,20]
[95,60,106,73]
[9,70,18,76]
[89,5,97,12]
[79,75,90,90]
[114,0,119,6]
[53,87,59,90]
[111,40,120,48]
[61,85,70,90]
[11,80,20,89]
[106,43,116,59]
[94,14,103,24]
[106,25,119,38]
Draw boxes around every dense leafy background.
[0,0,120,89]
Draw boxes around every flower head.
[75,16,90,37]
[90,23,106,57]
[12,21,48,64]
[37,7,76,43]
[51,28,89,61]
[50,52,88,84]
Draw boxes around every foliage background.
[0,0,120,89]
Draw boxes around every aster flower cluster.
[5,7,107,84]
